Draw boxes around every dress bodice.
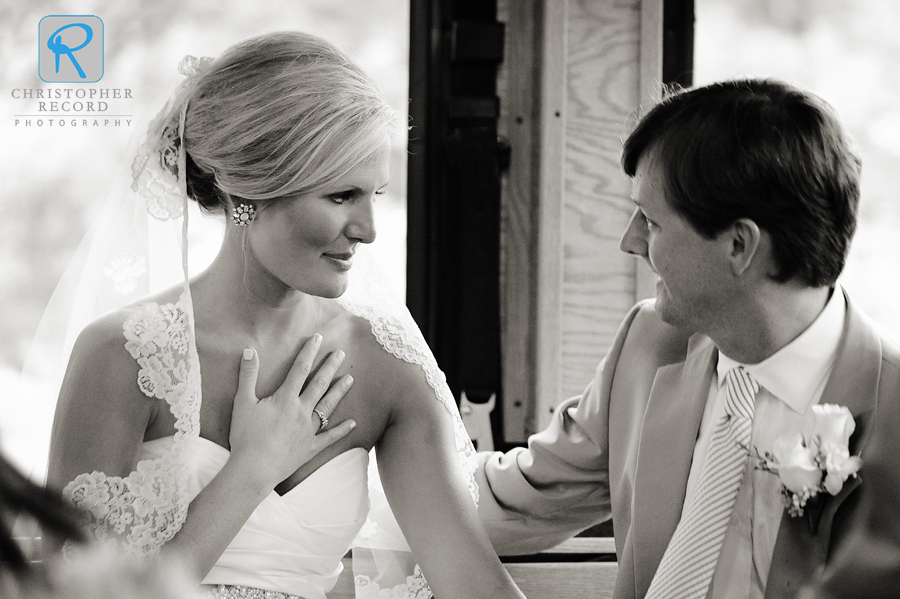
[141,437,369,599]
[62,272,478,599]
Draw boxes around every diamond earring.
[231,203,256,227]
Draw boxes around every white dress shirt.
[682,288,846,599]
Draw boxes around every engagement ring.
[313,408,329,431]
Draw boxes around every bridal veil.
[7,47,478,599]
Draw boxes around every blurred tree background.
[0,0,411,390]
[695,0,900,339]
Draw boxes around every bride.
[46,31,525,599]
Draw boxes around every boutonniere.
[754,404,861,532]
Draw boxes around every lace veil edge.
[6,53,479,599]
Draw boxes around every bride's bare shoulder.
[64,285,188,408]
[74,284,184,351]
[334,302,440,413]
[49,297,171,477]
[51,295,176,484]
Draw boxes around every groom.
[476,79,900,598]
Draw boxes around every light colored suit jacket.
[477,291,900,598]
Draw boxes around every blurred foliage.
[696,0,900,338]
[0,0,410,371]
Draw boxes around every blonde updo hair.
[181,31,398,211]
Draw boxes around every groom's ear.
[724,218,762,277]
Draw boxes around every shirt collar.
[717,286,846,414]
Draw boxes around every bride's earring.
[231,203,256,227]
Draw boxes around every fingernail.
[336,350,345,361]
[243,348,254,360]
[349,420,356,429]
[313,333,323,344]
[345,374,354,386]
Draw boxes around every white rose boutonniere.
[756,404,862,525]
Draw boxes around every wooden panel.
[640,0,664,107]
[505,562,619,599]
[636,0,664,302]
[534,0,568,431]
[328,557,618,599]
[499,0,663,433]
[557,0,643,405]
[544,536,617,555]
[498,0,567,440]
[497,0,538,442]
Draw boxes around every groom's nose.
[620,207,649,257]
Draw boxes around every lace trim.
[337,255,478,507]
[340,253,477,599]
[62,251,474,599]
[341,297,479,503]
[129,55,210,223]
[63,292,200,556]
[355,565,432,599]
[103,254,148,296]
[131,132,184,221]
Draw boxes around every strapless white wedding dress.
[63,263,478,598]
[141,437,369,599]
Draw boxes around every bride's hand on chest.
[194,330,393,493]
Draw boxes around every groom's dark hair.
[621,78,861,287]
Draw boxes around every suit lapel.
[765,291,882,597]
[631,334,717,598]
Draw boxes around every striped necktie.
[645,366,759,599]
